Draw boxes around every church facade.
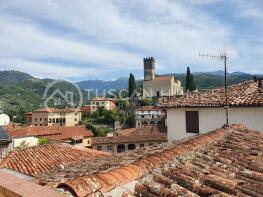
[143,57,183,98]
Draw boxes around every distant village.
[0,57,263,197]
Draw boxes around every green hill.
[0,70,260,123]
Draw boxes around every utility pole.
[199,52,229,126]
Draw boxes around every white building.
[162,79,263,141]
[135,106,165,127]
[142,57,183,98]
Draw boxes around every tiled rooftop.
[7,125,93,141]
[33,108,79,113]
[162,80,263,108]
[0,143,110,177]
[90,97,115,101]
[115,126,166,136]
[92,134,167,145]
[92,125,167,145]
[36,124,263,197]
[150,76,173,82]
[135,105,162,111]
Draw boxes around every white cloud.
[0,0,262,80]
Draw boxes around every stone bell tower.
[144,57,155,81]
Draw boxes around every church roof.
[152,76,173,81]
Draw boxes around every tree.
[128,73,136,97]
[186,67,196,91]
[38,138,49,145]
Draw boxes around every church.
[143,57,183,98]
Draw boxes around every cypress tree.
[128,73,136,97]
[186,67,196,91]
[186,67,191,91]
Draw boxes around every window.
[40,124,42,126]
[149,143,153,146]
[35,124,37,126]
[107,145,112,151]
[185,111,199,133]
[56,118,59,123]
[75,118,77,121]
[44,118,47,121]
[97,146,102,150]
[40,118,42,121]
[49,119,51,123]
[63,118,65,123]
[140,144,144,148]
[53,118,55,123]
[35,118,37,121]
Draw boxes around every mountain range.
[0,70,261,122]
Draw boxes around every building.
[30,108,81,127]
[91,126,167,153]
[135,105,166,127]
[6,125,93,148]
[89,97,116,113]
[162,79,263,141]
[142,57,183,98]
[11,124,262,197]
[80,105,91,115]
[0,127,12,158]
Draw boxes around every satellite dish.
[0,114,10,126]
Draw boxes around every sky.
[0,0,262,81]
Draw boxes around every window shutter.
[185,111,199,133]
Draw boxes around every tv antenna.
[199,51,229,125]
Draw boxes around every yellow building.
[31,108,81,127]
[89,97,116,114]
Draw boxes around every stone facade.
[31,108,81,127]
[142,57,183,98]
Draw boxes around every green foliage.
[38,138,49,145]
[116,99,130,110]
[128,73,136,97]
[139,98,152,106]
[186,67,196,91]
[85,122,111,137]
[86,108,127,125]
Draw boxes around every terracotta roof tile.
[135,105,162,111]
[162,80,263,108]
[115,126,166,137]
[33,108,79,113]
[7,125,93,140]
[0,143,110,177]
[92,134,167,145]
[40,124,263,196]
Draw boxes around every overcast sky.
[0,0,262,81]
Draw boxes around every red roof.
[0,144,110,176]
[162,80,263,108]
[32,108,80,113]
[90,97,115,102]
[7,125,93,140]
[48,125,263,196]
[92,134,167,145]
[135,105,162,111]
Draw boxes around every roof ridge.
[57,125,243,196]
